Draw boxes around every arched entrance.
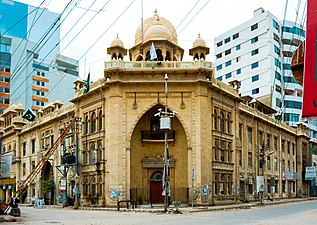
[150,171,163,203]
[41,161,54,205]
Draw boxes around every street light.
[156,74,177,212]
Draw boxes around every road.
[11,200,317,225]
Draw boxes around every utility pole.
[74,117,80,209]
[156,74,178,212]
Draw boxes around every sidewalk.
[2,196,316,222]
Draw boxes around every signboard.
[0,152,12,178]
[256,176,264,193]
[60,178,66,191]
[110,185,123,200]
[305,167,316,180]
[302,0,317,118]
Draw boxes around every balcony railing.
[105,60,212,70]
[141,130,175,141]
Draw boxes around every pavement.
[1,197,316,222]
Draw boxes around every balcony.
[141,130,175,145]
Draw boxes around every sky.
[16,0,307,82]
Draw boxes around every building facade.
[0,11,312,207]
[0,0,78,113]
[214,8,305,127]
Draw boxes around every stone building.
[0,11,311,206]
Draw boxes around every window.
[99,177,103,197]
[91,177,96,196]
[84,115,89,135]
[227,113,231,134]
[251,49,259,56]
[248,152,252,168]
[99,110,103,131]
[225,60,231,67]
[275,85,281,93]
[283,64,291,70]
[41,92,44,96]
[220,111,225,133]
[237,69,241,75]
[224,37,231,44]
[251,23,258,31]
[252,75,259,82]
[216,65,222,71]
[251,62,259,69]
[233,33,239,40]
[247,127,252,143]
[217,41,223,47]
[214,109,218,130]
[274,45,280,55]
[273,19,279,31]
[236,44,241,50]
[36,91,40,95]
[252,88,259,95]
[276,98,282,107]
[225,49,231,55]
[91,112,96,133]
[216,53,222,59]
[225,73,232,79]
[275,58,281,68]
[275,71,281,80]
[41,82,45,86]
[217,76,222,81]
[31,139,35,154]
[36,81,40,85]
[41,72,45,77]
[22,142,27,156]
[41,102,44,106]
[284,113,300,122]
[23,163,26,176]
[37,71,40,76]
[273,33,280,42]
[285,100,302,109]
[251,36,258,44]
[236,56,241,62]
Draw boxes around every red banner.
[302,0,317,119]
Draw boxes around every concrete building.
[0,10,313,207]
[0,0,78,113]
[214,8,305,127]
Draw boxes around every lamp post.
[156,74,177,212]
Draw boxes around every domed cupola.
[189,33,210,61]
[107,34,127,60]
[129,10,184,62]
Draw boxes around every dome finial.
[198,33,201,38]
[154,8,159,20]
[116,33,119,39]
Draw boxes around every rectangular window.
[252,88,259,95]
[23,142,27,156]
[224,37,231,44]
[248,152,252,168]
[225,49,231,55]
[275,85,281,93]
[236,44,241,50]
[251,49,259,56]
[37,71,40,76]
[236,56,241,62]
[251,23,258,31]
[225,73,232,79]
[276,98,282,107]
[41,82,45,86]
[225,60,232,67]
[273,19,279,31]
[251,62,259,69]
[233,33,239,40]
[216,53,222,59]
[217,41,223,47]
[274,45,280,55]
[283,63,291,70]
[31,139,35,154]
[36,91,40,95]
[41,72,45,77]
[274,58,281,68]
[251,36,258,44]
[41,92,44,96]
[237,69,241,75]
[275,71,281,80]
[216,65,222,71]
[217,76,223,81]
[273,33,280,42]
[36,81,40,85]
[252,75,259,82]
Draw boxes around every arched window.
[150,114,160,131]
[85,115,89,135]
[220,111,225,133]
[99,110,103,131]
[200,53,205,60]
[157,49,163,61]
[136,55,143,61]
[194,53,199,60]
[165,51,171,61]
[91,177,96,197]
[118,53,123,60]
[98,177,103,197]
[84,177,89,196]
[111,53,117,60]
[90,143,96,164]
[227,113,231,134]
[214,109,218,130]
[97,141,102,162]
[91,112,96,133]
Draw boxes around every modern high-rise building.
[214,8,305,127]
[0,0,79,113]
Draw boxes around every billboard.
[0,152,12,178]
[302,0,317,119]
